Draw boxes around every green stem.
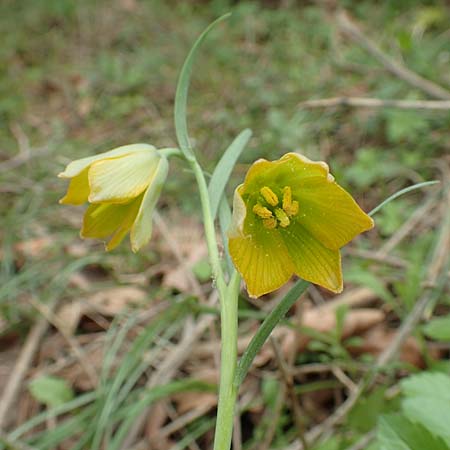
[190,158,240,450]
[213,270,240,450]
[158,147,182,159]
[191,160,226,294]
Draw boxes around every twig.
[0,298,59,430]
[0,124,50,174]
[377,193,437,257]
[233,413,243,450]
[28,297,98,387]
[257,385,285,450]
[154,212,206,302]
[160,403,215,439]
[345,430,376,450]
[271,336,309,450]
[298,97,450,110]
[345,248,407,268]
[336,11,450,100]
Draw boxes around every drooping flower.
[228,152,374,297]
[59,143,168,252]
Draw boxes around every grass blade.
[109,380,215,450]
[174,13,231,161]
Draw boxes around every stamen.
[262,217,277,229]
[253,203,273,219]
[282,186,292,210]
[275,208,290,228]
[285,200,299,217]
[282,186,299,217]
[260,187,279,207]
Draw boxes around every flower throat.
[252,186,299,229]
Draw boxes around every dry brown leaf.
[359,326,425,367]
[56,301,84,335]
[146,400,174,450]
[159,217,208,292]
[14,237,54,262]
[254,308,385,367]
[87,286,147,316]
[173,391,217,415]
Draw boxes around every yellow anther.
[253,203,273,219]
[282,186,299,217]
[260,186,279,207]
[275,208,290,228]
[262,217,277,229]
[282,186,292,210]
[285,200,299,217]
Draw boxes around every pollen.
[275,208,290,228]
[260,186,279,207]
[285,200,299,217]
[262,217,277,229]
[253,203,273,219]
[282,186,299,217]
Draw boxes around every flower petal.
[240,152,330,197]
[58,144,155,179]
[279,221,343,293]
[130,156,169,252]
[81,196,142,250]
[229,189,294,298]
[59,168,90,205]
[296,180,374,250]
[88,150,160,203]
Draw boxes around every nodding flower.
[59,143,168,252]
[228,152,374,297]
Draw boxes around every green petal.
[59,168,90,205]
[229,189,294,298]
[58,144,155,178]
[130,156,168,252]
[279,221,343,293]
[88,150,160,203]
[81,196,142,249]
[296,179,374,250]
[240,152,330,197]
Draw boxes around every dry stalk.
[336,11,450,100]
[298,97,450,110]
[0,298,60,430]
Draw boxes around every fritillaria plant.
[59,14,436,450]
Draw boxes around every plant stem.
[213,270,240,450]
[191,158,240,449]
[191,159,226,294]
[158,147,182,159]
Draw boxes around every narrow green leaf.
[234,279,309,388]
[368,181,439,217]
[91,303,187,450]
[9,391,97,440]
[208,128,252,219]
[174,13,231,160]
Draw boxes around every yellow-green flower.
[228,153,374,297]
[59,144,168,252]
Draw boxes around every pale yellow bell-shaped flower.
[59,143,168,252]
